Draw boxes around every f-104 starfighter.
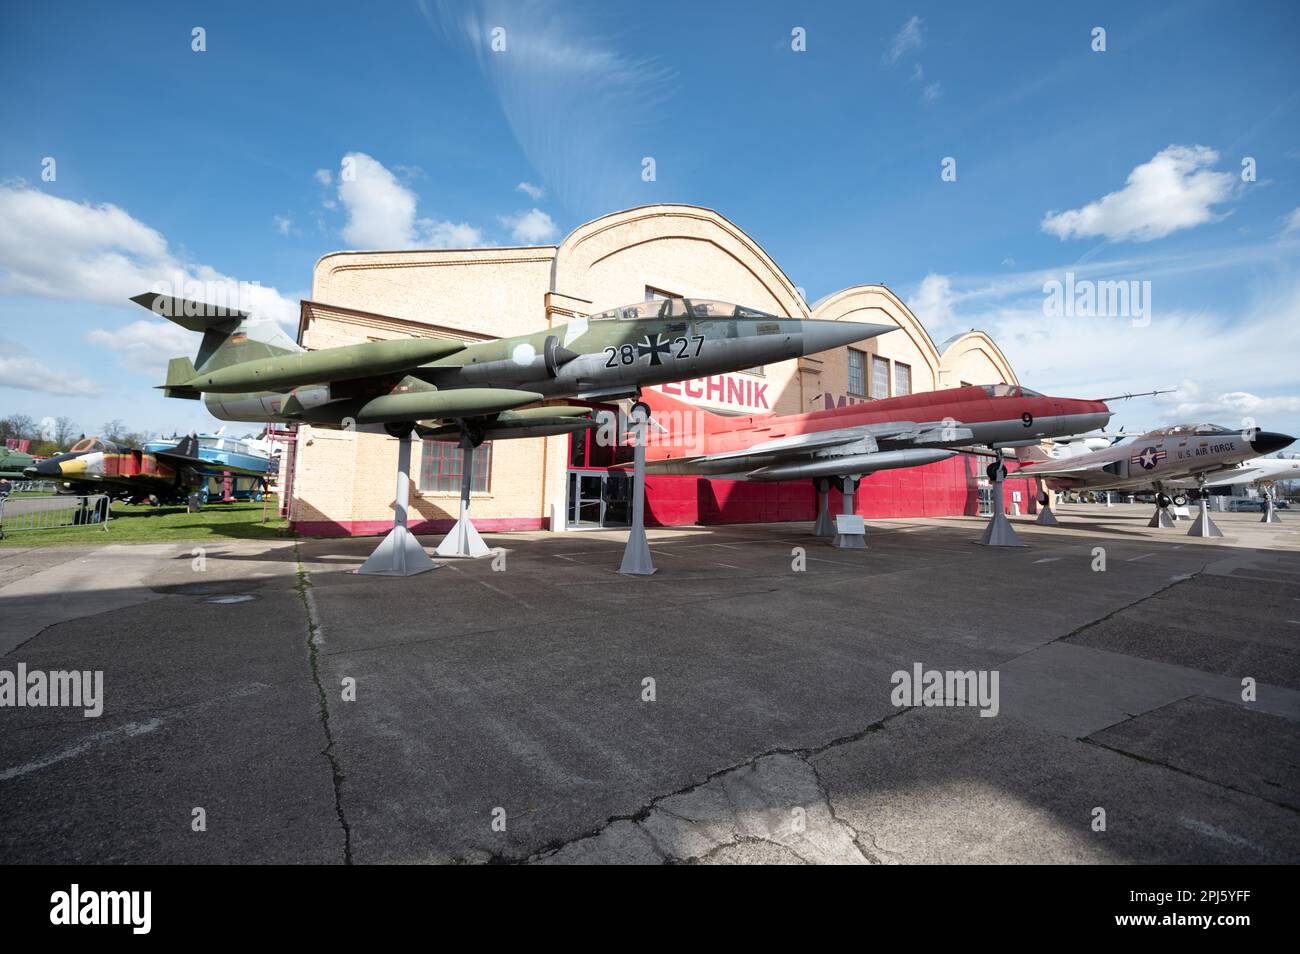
[143,293,894,444]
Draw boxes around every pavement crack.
[1003,563,1212,665]
[293,543,353,865]
[526,708,915,863]
[1081,736,1300,814]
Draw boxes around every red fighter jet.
[633,383,1113,523]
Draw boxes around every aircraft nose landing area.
[1,505,1297,864]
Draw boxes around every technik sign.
[655,373,769,414]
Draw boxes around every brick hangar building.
[288,205,1039,536]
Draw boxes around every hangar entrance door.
[566,405,633,529]
[566,470,631,528]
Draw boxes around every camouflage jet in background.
[1,446,36,480]
[141,293,893,445]
[25,435,262,503]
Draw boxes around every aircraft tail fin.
[161,356,201,399]
[1015,443,1055,465]
[131,292,303,380]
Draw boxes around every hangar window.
[419,440,492,494]
[871,356,890,399]
[847,349,866,397]
[894,362,912,396]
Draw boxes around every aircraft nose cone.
[1251,431,1296,455]
[799,320,896,355]
[29,459,61,477]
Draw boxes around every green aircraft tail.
[131,292,303,394]
[162,356,200,400]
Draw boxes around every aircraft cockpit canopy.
[980,384,1043,398]
[589,298,779,322]
[69,437,109,453]
[1146,423,1234,437]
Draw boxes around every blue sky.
[1,0,1298,439]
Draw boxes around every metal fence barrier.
[3,480,57,494]
[0,494,111,538]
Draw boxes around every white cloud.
[1283,207,1300,234]
[907,262,1300,436]
[1165,389,1300,420]
[273,215,293,236]
[314,168,332,186]
[335,151,484,249]
[421,218,484,248]
[907,273,957,326]
[0,184,297,325]
[499,208,558,244]
[921,83,942,103]
[419,0,674,216]
[887,16,924,63]
[517,181,544,200]
[1041,145,1236,243]
[85,320,195,376]
[337,152,421,248]
[0,339,101,396]
[910,63,924,82]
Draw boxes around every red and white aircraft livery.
[639,383,1112,483]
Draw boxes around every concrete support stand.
[435,439,491,558]
[1187,482,1223,538]
[977,454,1025,547]
[831,477,866,549]
[1035,502,1059,526]
[813,480,835,538]
[619,405,656,576]
[1148,506,1175,529]
[359,431,438,576]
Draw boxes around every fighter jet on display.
[1165,454,1300,517]
[25,435,262,503]
[0,446,36,480]
[1014,423,1295,532]
[637,382,1113,483]
[142,293,893,445]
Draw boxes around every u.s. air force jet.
[141,293,892,446]
[1014,422,1295,535]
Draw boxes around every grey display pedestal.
[1034,491,1059,526]
[435,437,491,559]
[977,453,1025,547]
[831,477,866,548]
[619,403,656,576]
[1148,503,1175,528]
[1187,479,1223,538]
[813,478,836,538]
[358,430,439,577]
[1262,491,1282,524]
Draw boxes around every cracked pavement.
[2,504,1298,864]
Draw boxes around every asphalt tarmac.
[2,503,1297,864]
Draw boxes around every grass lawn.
[0,498,294,547]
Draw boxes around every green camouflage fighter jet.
[141,292,893,445]
[1,446,36,480]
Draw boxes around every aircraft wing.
[643,420,975,476]
[672,420,976,462]
[414,406,595,442]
